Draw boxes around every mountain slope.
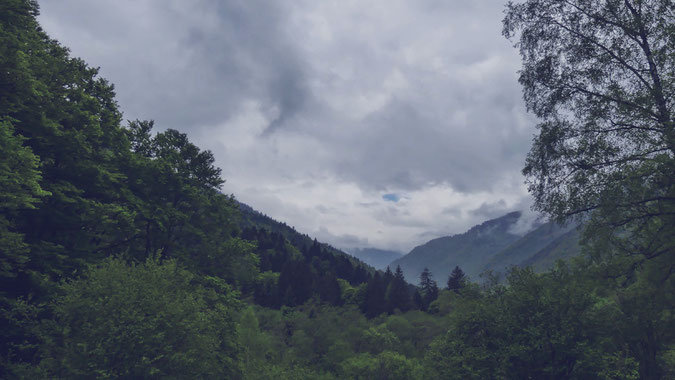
[521,226,582,271]
[482,220,581,275]
[236,201,366,267]
[235,201,376,308]
[391,212,524,283]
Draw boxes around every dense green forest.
[1,0,673,379]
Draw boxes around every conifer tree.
[319,273,343,306]
[447,266,467,292]
[412,290,423,310]
[362,273,387,318]
[386,266,411,313]
[419,268,439,311]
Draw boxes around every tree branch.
[547,15,652,90]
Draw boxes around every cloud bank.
[39,0,538,252]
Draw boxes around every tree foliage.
[504,0,674,263]
[418,268,439,311]
[505,2,674,377]
[0,121,49,288]
[38,257,241,379]
[3,0,674,378]
[427,265,640,379]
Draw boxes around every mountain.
[482,220,581,275]
[520,225,582,271]
[347,248,403,270]
[391,212,583,284]
[391,212,525,283]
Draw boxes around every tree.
[37,257,241,379]
[446,266,467,292]
[0,121,49,289]
[419,268,439,311]
[362,273,387,318]
[503,0,674,264]
[386,266,411,313]
[0,120,50,376]
[427,266,638,380]
[340,351,423,380]
[412,290,423,310]
[123,121,238,264]
[319,273,344,306]
[504,2,674,378]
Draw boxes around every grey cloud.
[38,0,539,253]
[441,207,462,217]
[470,199,509,219]
[40,0,311,132]
[40,0,530,194]
[329,93,531,192]
[314,227,369,250]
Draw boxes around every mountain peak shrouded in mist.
[390,211,579,283]
[391,212,525,282]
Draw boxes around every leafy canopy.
[39,257,242,379]
[504,0,674,259]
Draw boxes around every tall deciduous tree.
[362,273,387,318]
[503,0,674,264]
[504,1,675,378]
[0,121,49,289]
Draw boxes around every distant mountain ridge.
[391,212,524,282]
[391,212,582,284]
[347,248,403,270]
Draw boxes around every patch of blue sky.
[382,193,400,202]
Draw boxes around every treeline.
[243,228,369,308]
[242,224,446,315]
[234,261,673,379]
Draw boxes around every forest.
[0,0,673,379]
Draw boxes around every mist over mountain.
[391,211,581,284]
[391,212,525,283]
[483,219,581,275]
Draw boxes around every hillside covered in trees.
[1,0,673,379]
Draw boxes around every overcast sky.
[38,0,539,253]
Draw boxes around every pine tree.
[419,268,439,311]
[362,273,387,318]
[412,290,423,310]
[447,266,467,292]
[319,273,343,306]
[386,266,411,313]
